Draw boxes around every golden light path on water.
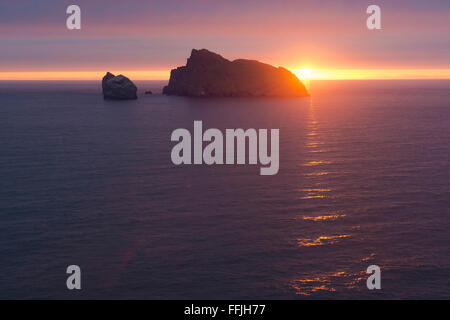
[289,94,371,296]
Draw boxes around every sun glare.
[295,68,314,80]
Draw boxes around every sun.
[295,68,314,80]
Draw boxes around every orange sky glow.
[1,69,449,81]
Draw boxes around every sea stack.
[102,72,138,100]
[163,49,309,97]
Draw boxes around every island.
[163,49,309,97]
[102,72,138,100]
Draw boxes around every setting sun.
[294,68,315,80]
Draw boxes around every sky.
[0,0,449,80]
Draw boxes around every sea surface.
[0,80,449,299]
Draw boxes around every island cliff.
[163,49,309,97]
[102,72,138,100]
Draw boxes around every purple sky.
[0,0,449,74]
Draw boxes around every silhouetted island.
[163,49,309,97]
[102,72,138,100]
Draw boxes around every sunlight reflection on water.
[291,96,361,295]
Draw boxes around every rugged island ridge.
[163,49,309,97]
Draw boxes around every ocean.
[0,80,449,299]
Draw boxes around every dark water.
[0,80,449,299]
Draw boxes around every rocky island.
[163,49,309,97]
[102,72,138,100]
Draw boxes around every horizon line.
[1,69,449,81]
